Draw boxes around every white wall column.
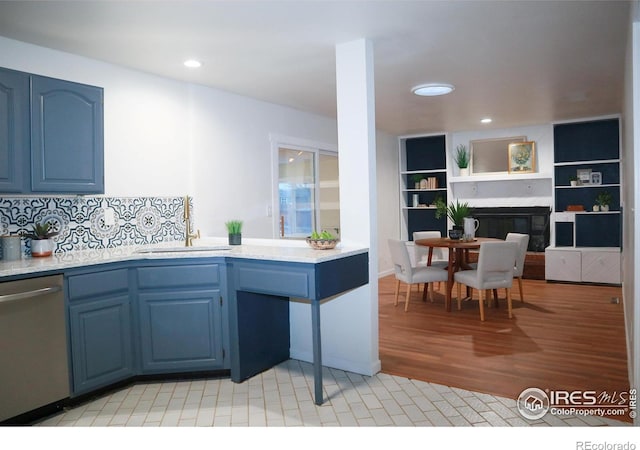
[288,38,380,375]
[328,38,379,375]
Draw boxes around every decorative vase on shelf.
[228,233,242,245]
[601,205,610,212]
[592,205,600,212]
[31,238,53,257]
[459,167,469,177]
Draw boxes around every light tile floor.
[36,360,630,427]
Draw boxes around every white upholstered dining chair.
[412,231,448,291]
[505,232,530,302]
[453,241,518,321]
[388,239,449,312]
[412,231,448,268]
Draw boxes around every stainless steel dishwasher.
[0,274,70,422]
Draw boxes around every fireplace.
[469,207,550,252]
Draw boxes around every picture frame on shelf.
[508,141,536,173]
[577,168,592,185]
[590,172,602,185]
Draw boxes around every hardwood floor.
[378,275,631,422]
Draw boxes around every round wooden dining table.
[414,236,501,312]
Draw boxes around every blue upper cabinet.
[0,67,104,194]
[0,68,30,192]
[30,75,104,194]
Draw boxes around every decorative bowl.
[306,237,339,250]
[448,229,463,240]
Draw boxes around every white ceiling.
[0,0,631,136]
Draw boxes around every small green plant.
[410,174,424,184]
[454,144,469,169]
[595,191,613,207]
[225,220,243,235]
[435,198,470,227]
[23,222,59,240]
[569,175,578,182]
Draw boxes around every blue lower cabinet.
[138,289,224,373]
[68,294,134,395]
[67,267,133,395]
[136,262,227,373]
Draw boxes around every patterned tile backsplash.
[0,196,189,256]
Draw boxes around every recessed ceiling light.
[183,59,202,68]
[411,83,455,96]
[481,118,492,124]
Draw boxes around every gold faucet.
[184,196,200,247]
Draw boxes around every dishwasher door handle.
[0,286,62,304]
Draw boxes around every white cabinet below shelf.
[545,247,621,284]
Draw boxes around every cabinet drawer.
[137,264,220,290]
[581,251,621,284]
[545,249,581,282]
[236,264,310,298]
[68,268,129,301]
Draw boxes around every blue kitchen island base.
[228,252,369,405]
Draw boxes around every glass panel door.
[318,152,340,239]
[278,148,315,238]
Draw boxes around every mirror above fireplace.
[470,136,526,174]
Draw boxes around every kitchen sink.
[136,245,231,254]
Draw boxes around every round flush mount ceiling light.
[481,118,493,124]
[183,59,202,68]
[411,83,455,96]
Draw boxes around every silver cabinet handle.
[0,286,62,304]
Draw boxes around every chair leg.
[456,282,462,310]
[429,282,435,303]
[479,289,486,321]
[404,283,412,312]
[486,289,492,308]
[394,279,400,306]
[422,283,428,301]
[507,287,513,318]
[517,277,524,302]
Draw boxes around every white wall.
[376,130,400,276]
[623,2,640,423]
[186,84,337,238]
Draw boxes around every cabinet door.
[30,75,104,193]
[0,68,29,193]
[69,295,133,395]
[138,289,224,373]
[581,251,621,284]
[545,249,581,282]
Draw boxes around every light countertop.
[0,237,369,279]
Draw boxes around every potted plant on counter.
[225,220,243,245]
[435,198,471,239]
[24,222,59,257]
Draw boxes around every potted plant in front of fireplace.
[595,191,613,212]
[454,144,470,177]
[435,198,470,239]
[24,222,59,257]
[225,220,243,245]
